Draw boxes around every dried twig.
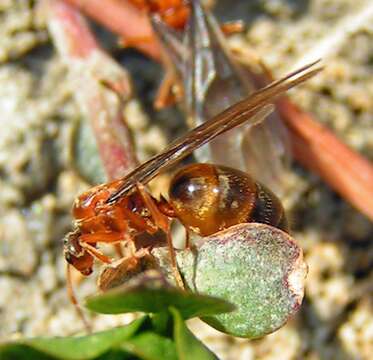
[277,98,373,221]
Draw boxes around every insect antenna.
[66,263,92,333]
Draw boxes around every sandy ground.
[0,0,372,359]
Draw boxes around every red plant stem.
[47,0,98,58]
[64,0,161,60]
[47,0,138,180]
[277,98,373,221]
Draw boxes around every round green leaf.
[175,223,307,338]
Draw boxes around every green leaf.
[150,311,173,337]
[0,344,54,360]
[94,349,134,360]
[0,317,146,360]
[121,332,177,360]
[176,223,308,338]
[171,308,217,360]
[86,271,234,319]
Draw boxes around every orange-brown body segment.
[167,164,288,236]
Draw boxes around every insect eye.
[64,252,72,264]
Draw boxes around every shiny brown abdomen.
[168,164,288,236]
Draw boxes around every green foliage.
[170,308,217,360]
[0,279,230,360]
[0,317,145,360]
[121,332,177,360]
[177,223,307,338]
[86,271,235,319]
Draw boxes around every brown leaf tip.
[286,248,308,312]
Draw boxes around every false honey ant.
[64,61,321,327]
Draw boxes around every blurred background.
[0,0,372,359]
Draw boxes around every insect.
[128,0,191,30]
[64,62,320,327]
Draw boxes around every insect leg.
[154,67,181,109]
[136,183,185,289]
[165,229,185,289]
[185,227,191,249]
[136,183,170,231]
[113,243,124,258]
[80,232,126,244]
[119,35,154,48]
[80,242,112,264]
[220,20,245,35]
[80,229,128,258]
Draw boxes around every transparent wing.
[153,0,291,192]
[107,61,321,204]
